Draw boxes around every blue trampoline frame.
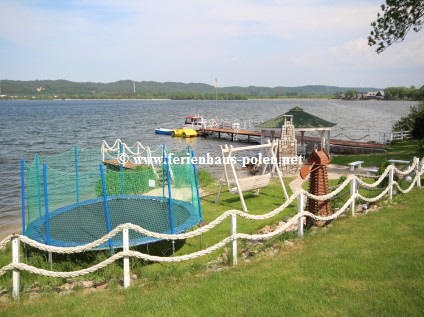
[25,196,200,250]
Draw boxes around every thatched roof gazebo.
[257,107,336,154]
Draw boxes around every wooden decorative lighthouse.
[300,150,332,227]
[279,115,299,175]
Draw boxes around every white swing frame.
[215,140,289,212]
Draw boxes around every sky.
[0,0,423,88]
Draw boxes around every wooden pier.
[302,136,384,150]
[201,128,261,142]
[200,128,384,150]
[103,159,138,170]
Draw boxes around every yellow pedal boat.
[171,128,197,138]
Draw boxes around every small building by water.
[257,106,336,155]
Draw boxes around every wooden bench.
[388,160,410,165]
[364,168,378,175]
[348,161,364,172]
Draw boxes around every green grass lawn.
[0,178,296,292]
[1,187,423,316]
[331,139,420,167]
[1,140,421,315]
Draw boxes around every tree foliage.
[384,85,424,100]
[368,0,424,53]
[345,89,358,99]
[392,102,424,139]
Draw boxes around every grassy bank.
[331,139,420,167]
[1,187,423,316]
[0,178,296,293]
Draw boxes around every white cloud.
[0,0,423,86]
[330,35,424,67]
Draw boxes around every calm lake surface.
[0,99,417,229]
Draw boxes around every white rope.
[392,178,418,194]
[0,157,422,279]
[0,235,13,250]
[102,139,122,151]
[0,195,359,278]
[0,253,125,278]
[102,139,159,162]
[356,166,392,188]
[302,175,354,200]
[12,193,299,254]
[392,161,417,176]
[3,158,422,254]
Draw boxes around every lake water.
[0,99,417,231]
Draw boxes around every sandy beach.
[0,215,21,238]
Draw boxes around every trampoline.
[21,142,202,250]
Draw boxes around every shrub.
[416,139,424,157]
[392,102,424,139]
[95,167,156,197]
[331,175,349,209]
[197,169,214,188]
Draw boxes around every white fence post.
[231,212,237,265]
[12,235,20,300]
[297,192,304,238]
[350,177,357,216]
[123,228,130,289]
[415,158,421,188]
[389,164,394,201]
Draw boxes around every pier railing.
[379,130,412,144]
[1,157,423,299]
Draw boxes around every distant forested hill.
[219,85,382,96]
[0,79,381,98]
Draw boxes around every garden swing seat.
[215,140,288,212]
[229,173,272,194]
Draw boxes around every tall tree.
[345,89,358,99]
[368,1,424,53]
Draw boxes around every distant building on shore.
[365,91,385,100]
[336,90,385,100]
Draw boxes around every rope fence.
[1,157,423,299]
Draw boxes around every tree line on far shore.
[384,86,424,100]
[335,85,424,101]
[0,80,422,101]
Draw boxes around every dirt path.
[288,164,351,193]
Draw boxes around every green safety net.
[23,145,201,249]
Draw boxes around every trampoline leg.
[199,224,203,250]
[172,240,175,255]
[48,252,53,269]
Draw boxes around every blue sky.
[0,0,423,88]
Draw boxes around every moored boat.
[183,115,208,130]
[155,128,173,135]
[172,128,197,138]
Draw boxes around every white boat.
[183,115,208,130]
